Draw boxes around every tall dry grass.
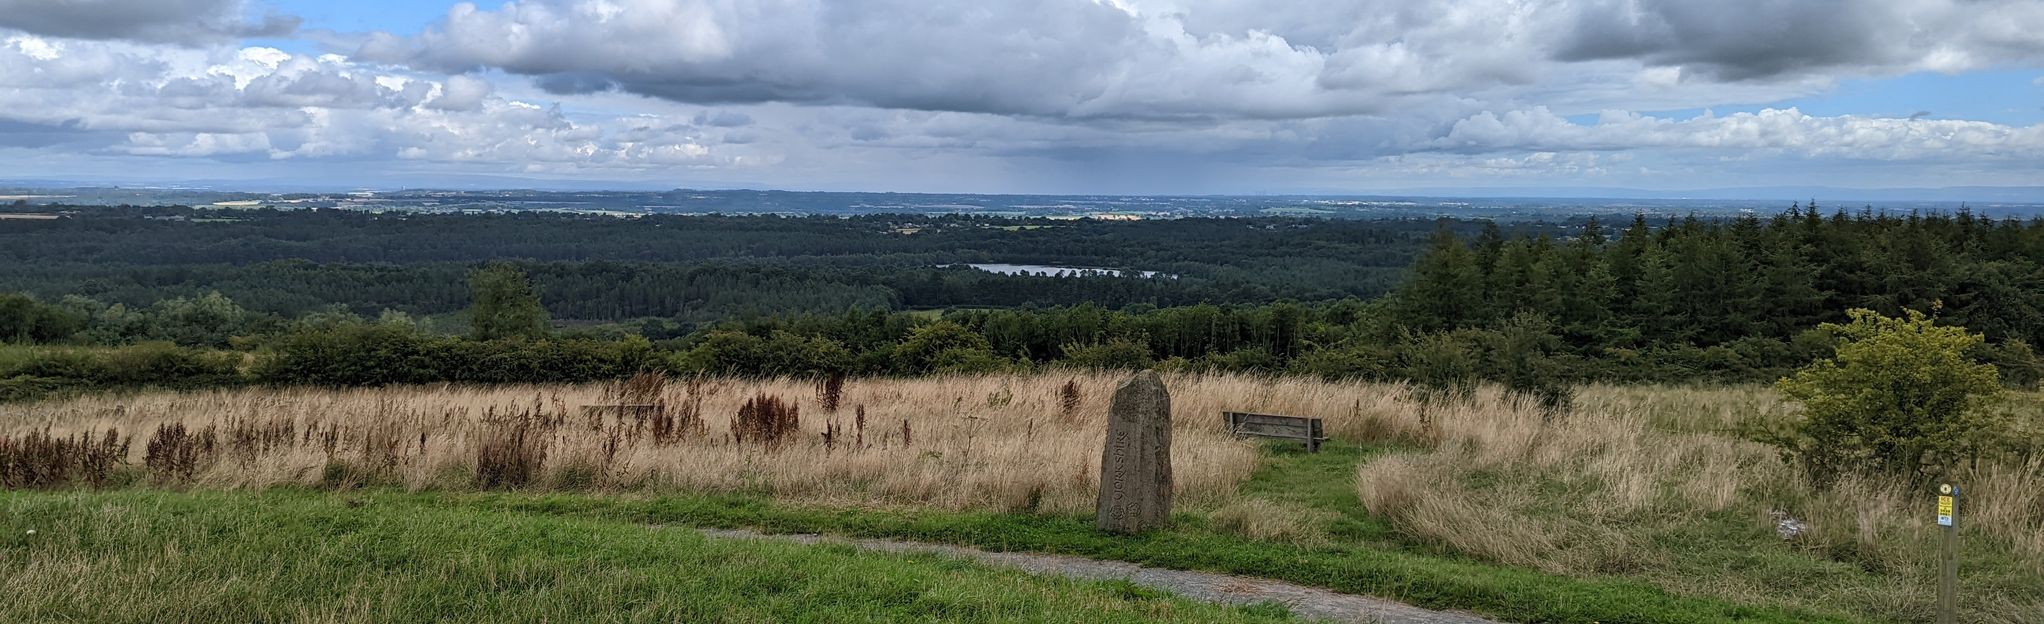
[0,372,1383,515]
[1353,383,2044,621]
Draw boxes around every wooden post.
[1936,483,1958,624]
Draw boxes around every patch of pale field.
[1,372,1423,515]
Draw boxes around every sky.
[1,0,2042,195]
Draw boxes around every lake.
[959,263,1174,279]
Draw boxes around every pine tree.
[1394,228,1483,331]
[1632,241,1685,344]
[1488,237,1540,319]
[1558,220,1616,348]
[1607,214,1653,309]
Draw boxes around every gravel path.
[696,528,1502,624]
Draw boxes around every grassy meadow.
[3,372,2041,622]
[0,489,1299,623]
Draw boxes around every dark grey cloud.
[1552,0,2044,80]
[0,118,120,149]
[0,0,297,45]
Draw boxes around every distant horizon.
[12,179,2043,207]
[9,178,2044,206]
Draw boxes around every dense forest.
[0,207,1483,322]
[1394,205,2044,349]
[4,204,2044,402]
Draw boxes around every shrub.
[260,321,661,386]
[256,321,442,386]
[930,347,1009,374]
[1201,346,1278,373]
[1289,345,1392,381]
[0,343,241,397]
[673,330,851,377]
[1480,313,1574,415]
[1397,331,1478,403]
[897,321,992,373]
[1774,308,2008,484]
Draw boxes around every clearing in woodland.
[3,372,2040,623]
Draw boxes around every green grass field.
[2,484,1854,624]
[0,489,1301,624]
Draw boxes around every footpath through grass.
[0,443,1873,623]
[0,489,1299,623]
[449,488,1854,623]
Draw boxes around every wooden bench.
[1222,411,1327,452]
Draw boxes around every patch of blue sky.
[1586,70,2044,126]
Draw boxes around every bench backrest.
[1222,411,1326,452]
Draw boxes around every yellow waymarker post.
[1936,483,1958,624]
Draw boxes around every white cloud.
[1432,107,2044,161]
[0,37,765,169]
[3,0,2044,191]
[367,0,2044,121]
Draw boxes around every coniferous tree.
[1394,228,1484,331]
[1557,220,1617,348]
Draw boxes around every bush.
[1774,308,2007,484]
[259,321,662,387]
[0,343,241,398]
[255,322,443,386]
[1289,345,1391,381]
[896,321,993,373]
[673,330,850,377]
[930,347,1011,374]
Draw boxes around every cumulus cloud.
[0,0,297,45]
[0,36,761,170]
[368,0,1417,120]
[1431,107,2044,161]
[427,74,493,111]
[3,0,2043,190]
[362,0,2044,122]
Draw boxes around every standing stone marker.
[1097,370,1173,533]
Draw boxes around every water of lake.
[959,263,1174,278]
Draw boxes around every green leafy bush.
[1774,308,2008,484]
